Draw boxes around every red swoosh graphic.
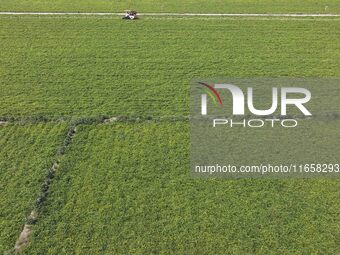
[198,82,223,106]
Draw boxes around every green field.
[0,123,67,253]
[25,123,340,254]
[1,16,339,118]
[0,2,340,254]
[0,0,340,13]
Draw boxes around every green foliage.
[24,123,340,254]
[1,16,340,118]
[0,7,339,254]
[0,0,340,13]
[0,123,67,253]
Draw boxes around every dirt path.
[0,12,340,17]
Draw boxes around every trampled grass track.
[0,116,188,254]
[0,117,177,251]
[0,123,67,253]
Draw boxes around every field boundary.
[1,12,340,17]
[1,113,339,126]
[0,116,190,125]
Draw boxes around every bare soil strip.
[0,121,8,125]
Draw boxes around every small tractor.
[122,10,138,20]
